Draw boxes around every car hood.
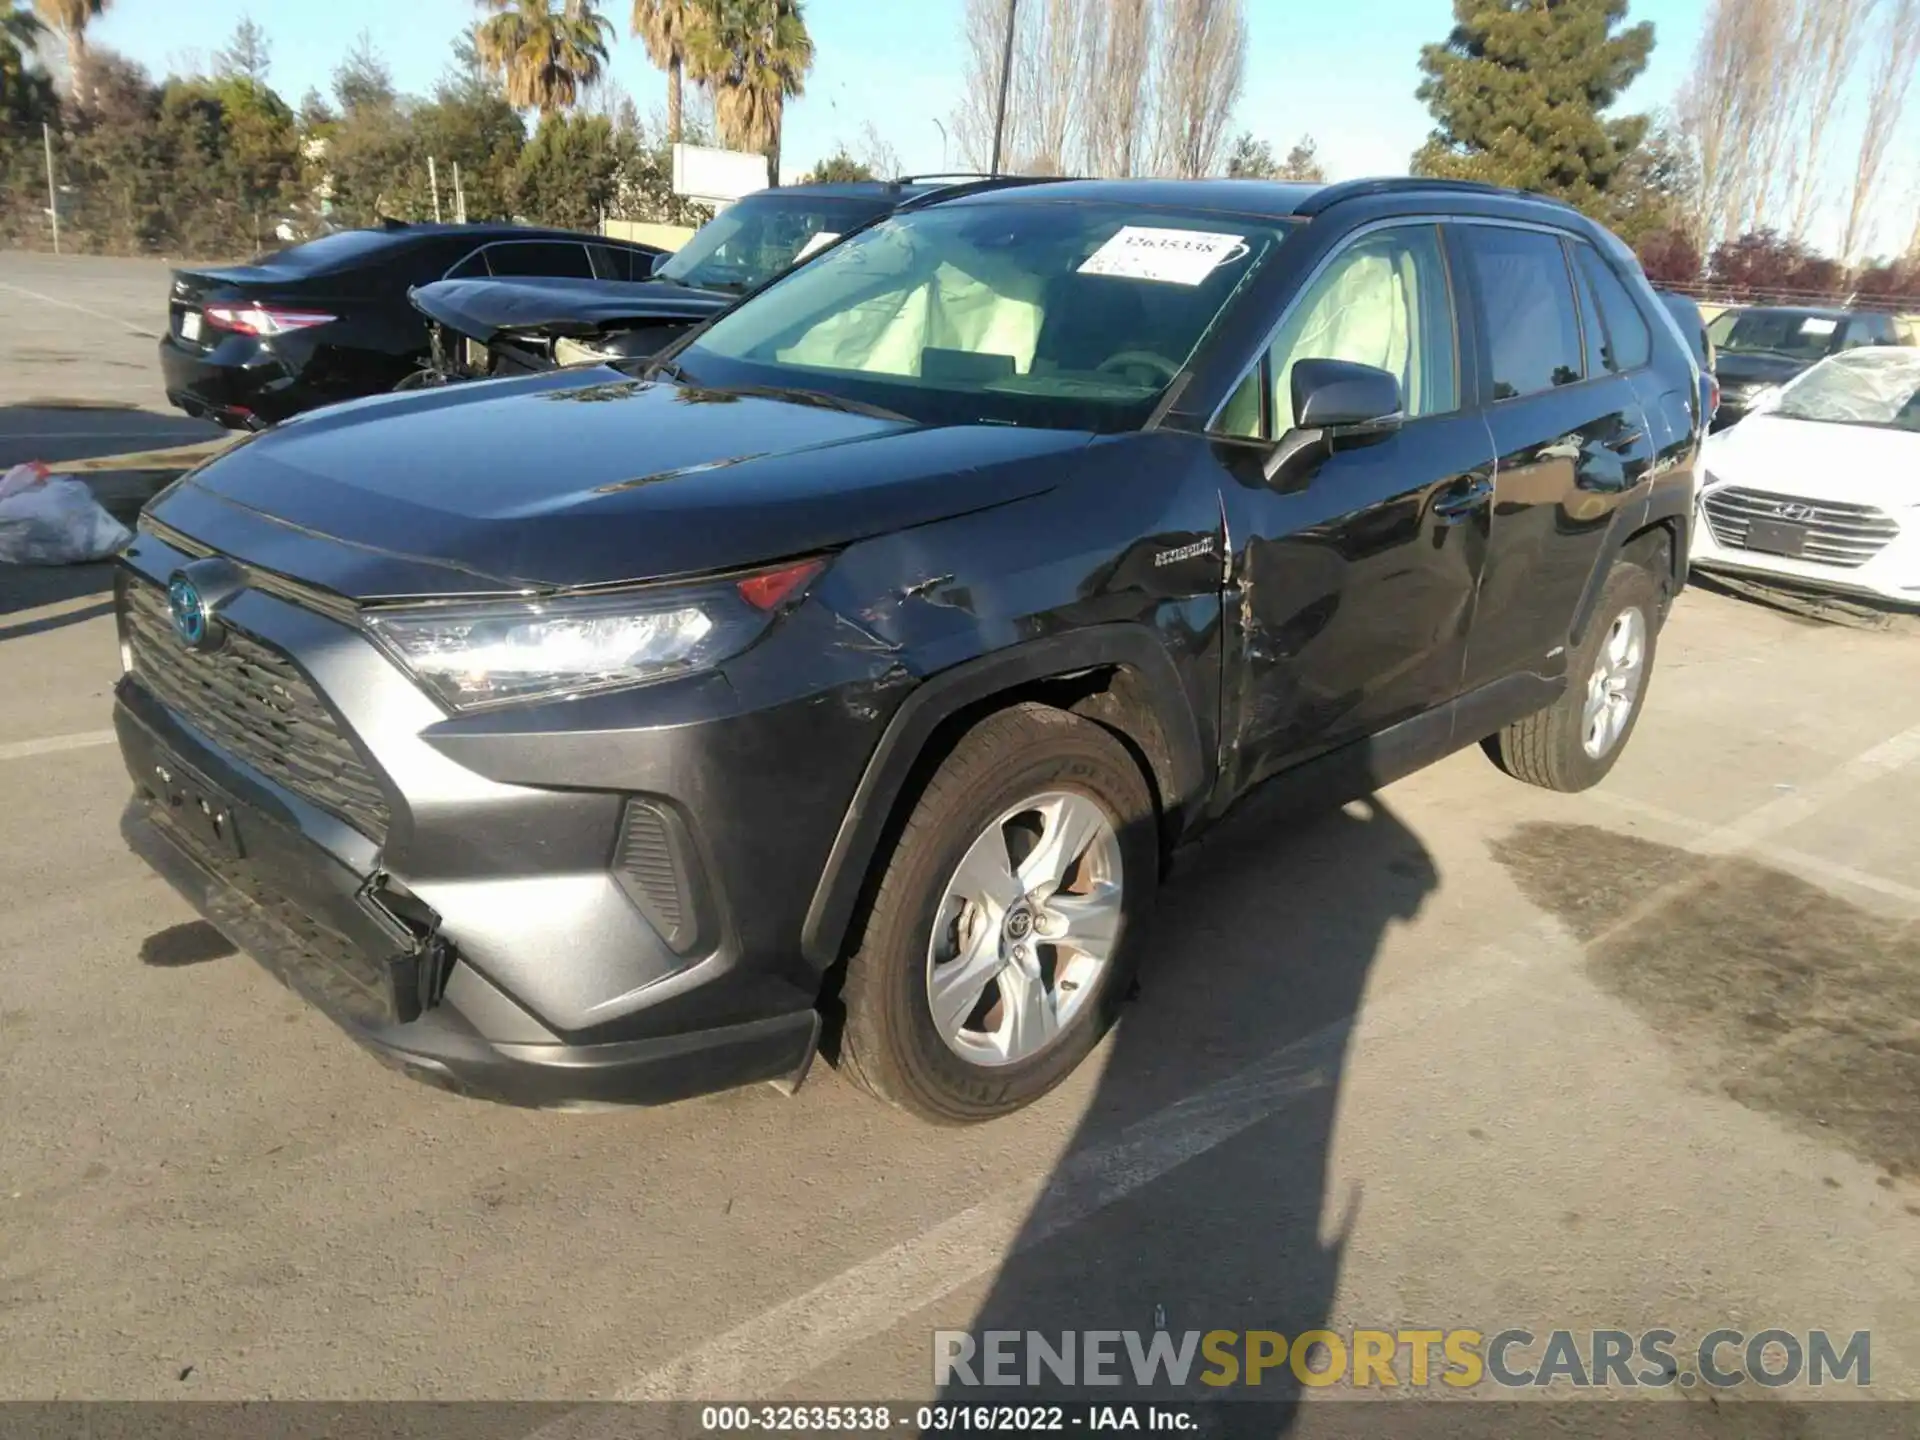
[1702,412,1920,508]
[410,276,733,344]
[1715,352,1809,388]
[146,368,1088,599]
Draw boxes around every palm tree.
[474,0,614,117]
[631,0,707,144]
[689,0,813,186]
[4,7,46,48]
[32,0,109,97]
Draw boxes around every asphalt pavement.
[1,249,1918,1426]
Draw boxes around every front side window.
[679,201,1293,431]
[1217,225,1457,438]
[1462,226,1584,399]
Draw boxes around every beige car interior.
[1219,231,1442,438]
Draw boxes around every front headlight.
[363,558,824,711]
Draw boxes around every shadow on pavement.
[140,920,240,969]
[0,402,220,470]
[0,593,115,636]
[937,788,1437,1422]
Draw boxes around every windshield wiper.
[719,383,913,423]
[641,357,696,384]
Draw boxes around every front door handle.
[1431,476,1493,523]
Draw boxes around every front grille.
[124,579,391,843]
[151,811,397,1027]
[1702,487,1900,570]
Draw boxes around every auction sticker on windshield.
[1079,226,1249,286]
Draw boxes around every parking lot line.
[0,729,116,762]
[526,715,1920,1417]
[527,927,1552,1427]
[1587,788,1920,910]
[1686,720,1920,859]
[0,279,160,339]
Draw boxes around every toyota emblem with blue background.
[167,573,207,647]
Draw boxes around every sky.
[79,0,1912,258]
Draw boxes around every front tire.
[837,704,1158,1123]
[1483,559,1661,792]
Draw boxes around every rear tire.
[837,704,1157,1124]
[1483,559,1661,793]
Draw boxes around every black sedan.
[408,178,1032,381]
[159,222,666,429]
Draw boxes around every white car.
[1695,347,1920,608]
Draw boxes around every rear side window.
[483,242,595,279]
[1574,246,1652,371]
[444,249,488,280]
[1461,226,1584,399]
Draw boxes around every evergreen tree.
[1412,0,1654,215]
[214,15,271,86]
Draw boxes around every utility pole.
[452,162,467,224]
[42,123,59,255]
[428,156,443,223]
[988,0,1019,175]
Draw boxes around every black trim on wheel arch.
[1567,487,1690,648]
[800,624,1207,971]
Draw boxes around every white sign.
[1078,226,1250,286]
[792,231,841,263]
[1800,316,1839,336]
[671,143,769,205]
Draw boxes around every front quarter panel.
[795,430,1229,967]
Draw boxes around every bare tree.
[857,120,903,180]
[1149,0,1246,177]
[1784,0,1874,241]
[1079,0,1153,176]
[1678,0,1793,249]
[1842,0,1920,264]
[952,0,1021,171]
[1019,0,1095,173]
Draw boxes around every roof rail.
[1294,176,1577,217]
[892,171,1002,185]
[892,173,1076,210]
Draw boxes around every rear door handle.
[1431,476,1493,523]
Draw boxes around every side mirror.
[1263,358,1404,482]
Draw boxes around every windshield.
[674,200,1292,431]
[1708,309,1844,362]
[1774,349,1920,431]
[655,193,889,292]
